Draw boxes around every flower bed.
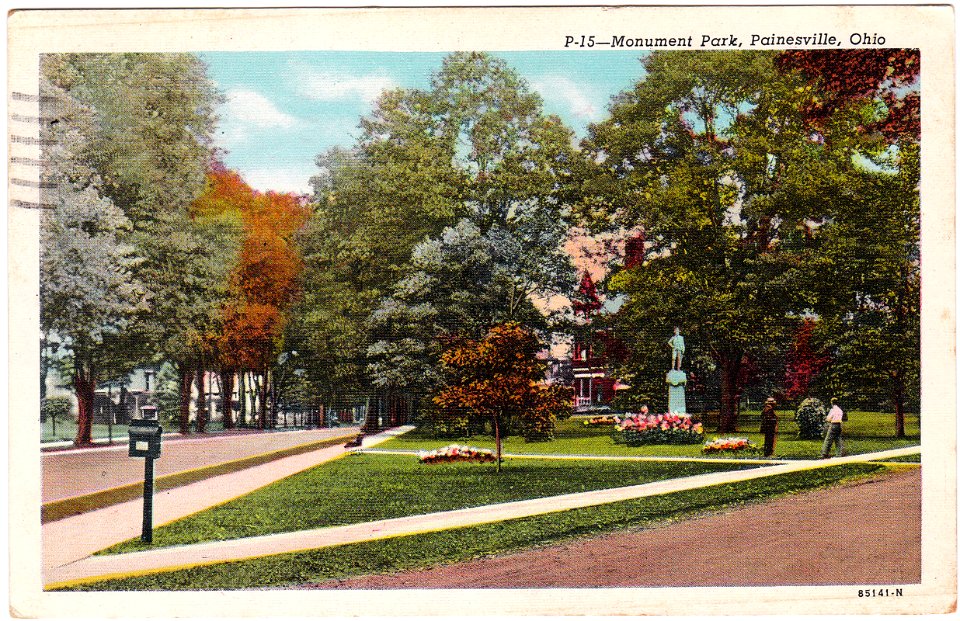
[418,444,496,465]
[615,413,703,446]
[582,415,618,427]
[702,437,759,455]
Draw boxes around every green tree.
[807,144,920,435]
[583,51,853,432]
[41,53,224,443]
[365,53,579,391]
[40,181,144,445]
[294,52,580,410]
[775,50,921,437]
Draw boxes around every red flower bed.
[418,444,496,464]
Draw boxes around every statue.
[668,327,685,370]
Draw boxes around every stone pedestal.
[666,370,687,414]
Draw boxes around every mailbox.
[128,418,162,458]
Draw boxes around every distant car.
[572,405,626,417]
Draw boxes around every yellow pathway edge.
[45,445,919,589]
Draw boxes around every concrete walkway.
[43,426,414,586]
[360,447,791,465]
[44,444,919,589]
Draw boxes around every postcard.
[8,5,955,617]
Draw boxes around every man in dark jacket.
[760,397,779,457]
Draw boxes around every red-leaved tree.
[433,323,572,471]
[783,319,831,402]
[776,49,920,142]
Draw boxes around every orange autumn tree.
[433,323,572,471]
[224,187,310,429]
[192,166,309,430]
[180,167,251,433]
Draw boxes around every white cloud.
[298,70,396,104]
[242,167,314,196]
[223,89,297,129]
[531,76,600,122]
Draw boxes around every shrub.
[41,396,72,423]
[516,384,571,442]
[794,397,826,439]
[582,415,618,426]
[420,407,472,438]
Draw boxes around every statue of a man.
[668,327,685,370]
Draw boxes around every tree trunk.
[258,368,268,430]
[179,365,194,435]
[363,393,381,432]
[221,370,235,429]
[73,358,96,446]
[194,365,208,433]
[892,372,906,438]
[493,414,503,473]
[117,385,129,423]
[250,372,261,427]
[238,372,247,426]
[269,367,278,428]
[717,354,745,433]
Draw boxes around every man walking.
[821,397,847,458]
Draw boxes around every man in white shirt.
[820,397,846,458]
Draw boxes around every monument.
[666,327,687,414]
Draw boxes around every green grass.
[379,413,920,460]
[41,420,232,443]
[871,454,921,464]
[61,463,888,591]
[41,420,133,443]
[100,453,756,554]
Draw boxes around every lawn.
[41,419,134,444]
[101,453,757,554]
[41,419,229,443]
[64,463,888,591]
[377,411,920,460]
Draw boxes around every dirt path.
[309,467,920,589]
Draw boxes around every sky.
[199,51,648,195]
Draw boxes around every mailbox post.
[128,405,162,543]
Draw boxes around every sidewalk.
[43,426,361,502]
[44,444,919,589]
[360,447,791,465]
[43,426,414,586]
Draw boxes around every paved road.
[42,426,360,502]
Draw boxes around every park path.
[42,426,413,585]
[44,445,919,589]
[43,426,361,502]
